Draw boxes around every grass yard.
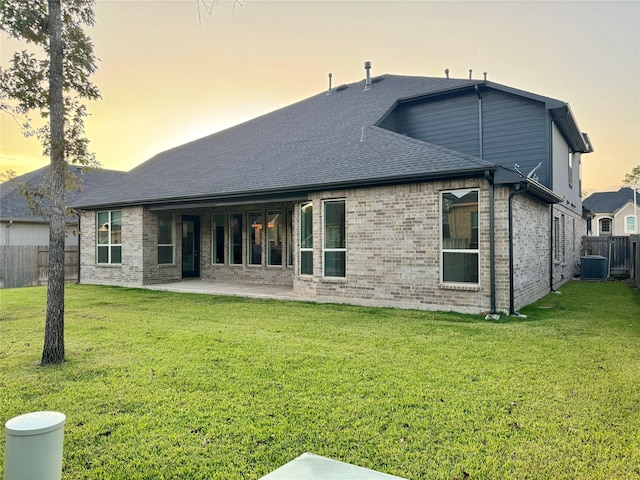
[1,281,639,479]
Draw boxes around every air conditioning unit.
[581,255,608,280]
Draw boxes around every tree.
[623,165,640,188]
[1,0,100,365]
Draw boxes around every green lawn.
[1,281,639,479]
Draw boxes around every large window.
[267,210,284,266]
[248,212,262,265]
[230,213,243,265]
[97,210,122,264]
[157,211,174,264]
[287,209,293,267]
[212,214,225,264]
[323,199,345,277]
[300,202,313,275]
[441,190,478,284]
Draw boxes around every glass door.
[182,215,200,278]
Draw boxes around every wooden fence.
[581,235,635,278]
[0,245,78,289]
[632,235,640,288]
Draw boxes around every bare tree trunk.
[42,0,65,365]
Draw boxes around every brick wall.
[79,180,578,315]
[551,203,584,287]
[293,179,494,314]
[509,193,551,311]
[79,207,145,286]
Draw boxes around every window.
[561,214,566,263]
[267,210,284,266]
[625,215,637,234]
[600,218,611,235]
[300,202,313,275]
[441,190,478,284]
[212,214,225,264]
[157,211,173,264]
[230,213,243,265]
[553,216,561,262]
[287,209,293,267]
[248,212,262,265]
[323,200,345,277]
[97,210,122,264]
[568,150,573,188]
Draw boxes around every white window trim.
[322,199,346,279]
[287,208,294,268]
[624,214,637,234]
[264,210,284,268]
[97,210,122,265]
[300,202,313,276]
[599,217,612,235]
[440,189,480,285]
[157,211,174,265]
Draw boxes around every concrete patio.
[142,279,299,301]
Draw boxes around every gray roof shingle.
[583,187,640,213]
[72,74,569,209]
[1,166,125,221]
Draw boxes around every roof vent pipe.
[364,61,372,90]
[445,68,449,79]
[327,73,333,95]
[483,72,487,81]
[469,69,473,80]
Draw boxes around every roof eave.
[74,167,496,211]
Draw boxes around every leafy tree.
[623,165,640,188]
[1,0,100,365]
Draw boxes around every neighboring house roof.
[0,165,125,222]
[72,74,584,210]
[583,187,640,214]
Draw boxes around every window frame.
[96,210,122,265]
[229,213,244,265]
[553,216,561,262]
[600,217,612,235]
[212,213,225,265]
[266,210,284,267]
[300,202,313,276]
[248,211,263,266]
[157,211,174,265]
[287,209,294,268]
[624,214,637,234]
[322,199,346,278]
[440,189,480,285]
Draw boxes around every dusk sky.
[1,0,639,194]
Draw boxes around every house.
[583,187,639,236]
[0,165,125,246]
[73,65,592,315]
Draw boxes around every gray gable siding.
[384,88,550,187]
[394,93,480,158]
[482,90,548,186]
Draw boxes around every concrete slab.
[142,279,298,301]
[259,453,407,480]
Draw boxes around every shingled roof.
[1,166,125,222]
[583,187,640,214]
[72,74,576,209]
